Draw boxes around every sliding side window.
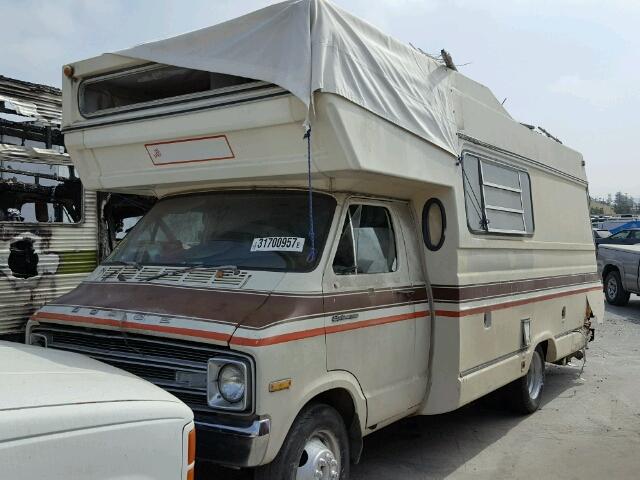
[461,154,534,234]
[333,204,397,275]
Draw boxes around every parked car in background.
[595,228,640,248]
[0,341,195,480]
[597,244,640,306]
[593,228,611,241]
[592,215,640,231]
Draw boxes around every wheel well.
[311,388,356,429]
[601,264,618,282]
[538,339,549,361]
[307,388,362,463]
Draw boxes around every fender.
[262,369,367,464]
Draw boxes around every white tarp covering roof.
[117,0,459,156]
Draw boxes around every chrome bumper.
[195,417,271,467]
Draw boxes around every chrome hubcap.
[526,351,544,399]
[296,433,340,480]
[607,277,618,299]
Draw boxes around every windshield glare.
[106,191,336,272]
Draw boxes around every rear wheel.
[508,346,545,414]
[604,270,630,306]
[254,403,349,480]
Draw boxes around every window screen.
[0,160,82,223]
[462,154,534,234]
[333,204,397,275]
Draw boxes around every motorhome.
[0,75,153,338]
[28,1,603,478]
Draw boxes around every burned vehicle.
[0,75,152,337]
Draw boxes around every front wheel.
[254,403,350,480]
[604,270,630,306]
[507,346,545,414]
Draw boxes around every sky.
[0,0,637,198]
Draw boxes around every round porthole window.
[422,198,446,251]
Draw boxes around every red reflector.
[188,428,196,465]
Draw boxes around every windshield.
[106,191,336,272]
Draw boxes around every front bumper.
[195,416,271,467]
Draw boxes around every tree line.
[590,192,639,215]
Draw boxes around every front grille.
[34,326,214,364]
[168,389,211,410]
[31,323,224,413]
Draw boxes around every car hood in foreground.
[0,341,183,411]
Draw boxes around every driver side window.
[332,204,397,275]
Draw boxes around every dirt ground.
[201,299,640,479]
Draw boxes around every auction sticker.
[250,237,305,252]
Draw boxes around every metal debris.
[0,75,62,125]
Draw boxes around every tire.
[604,270,630,306]
[254,403,350,480]
[507,346,545,414]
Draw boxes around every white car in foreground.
[0,341,195,480]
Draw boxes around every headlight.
[218,364,246,403]
[207,357,250,411]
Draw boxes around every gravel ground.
[200,300,640,479]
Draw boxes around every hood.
[34,276,323,346]
[0,341,181,411]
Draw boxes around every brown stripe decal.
[33,311,231,343]
[436,286,601,317]
[432,273,599,303]
[45,273,600,333]
[51,282,324,330]
[36,286,601,347]
[229,326,326,347]
[230,310,429,347]
[325,288,428,313]
[50,282,424,330]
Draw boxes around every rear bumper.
[195,417,271,467]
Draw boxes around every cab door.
[323,199,418,426]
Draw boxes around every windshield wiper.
[144,264,239,282]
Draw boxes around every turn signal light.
[269,378,292,392]
[186,427,196,480]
